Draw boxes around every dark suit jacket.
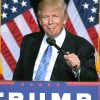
[13,31,98,81]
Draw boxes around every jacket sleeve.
[12,36,26,81]
[78,39,98,81]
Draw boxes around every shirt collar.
[43,28,66,48]
[55,28,66,48]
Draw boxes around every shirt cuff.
[72,68,81,81]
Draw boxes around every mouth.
[47,26,55,29]
[48,28,54,33]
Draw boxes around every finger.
[67,56,80,67]
[66,52,70,55]
[67,53,76,58]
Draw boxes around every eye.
[54,15,58,17]
[42,16,49,19]
[53,15,60,18]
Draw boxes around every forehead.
[41,7,64,15]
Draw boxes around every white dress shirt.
[32,28,66,81]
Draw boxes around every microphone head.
[46,37,56,46]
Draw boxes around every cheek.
[41,22,49,29]
[55,21,65,28]
[55,18,65,25]
[39,19,47,26]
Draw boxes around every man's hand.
[64,53,80,70]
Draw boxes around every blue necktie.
[34,45,52,81]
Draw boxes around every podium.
[0,81,100,100]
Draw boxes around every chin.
[47,34,59,38]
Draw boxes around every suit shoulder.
[22,32,44,42]
[20,32,44,47]
[67,32,94,49]
[24,32,44,39]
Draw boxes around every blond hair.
[37,0,67,17]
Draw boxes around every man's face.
[39,7,67,38]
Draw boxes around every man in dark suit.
[13,0,98,81]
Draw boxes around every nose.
[48,16,53,24]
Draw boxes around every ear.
[63,17,67,25]
[63,19,67,25]
[63,13,68,25]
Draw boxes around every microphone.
[46,37,79,76]
[46,37,67,55]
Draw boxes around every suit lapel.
[25,33,44,80]
[50,31,76,81]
